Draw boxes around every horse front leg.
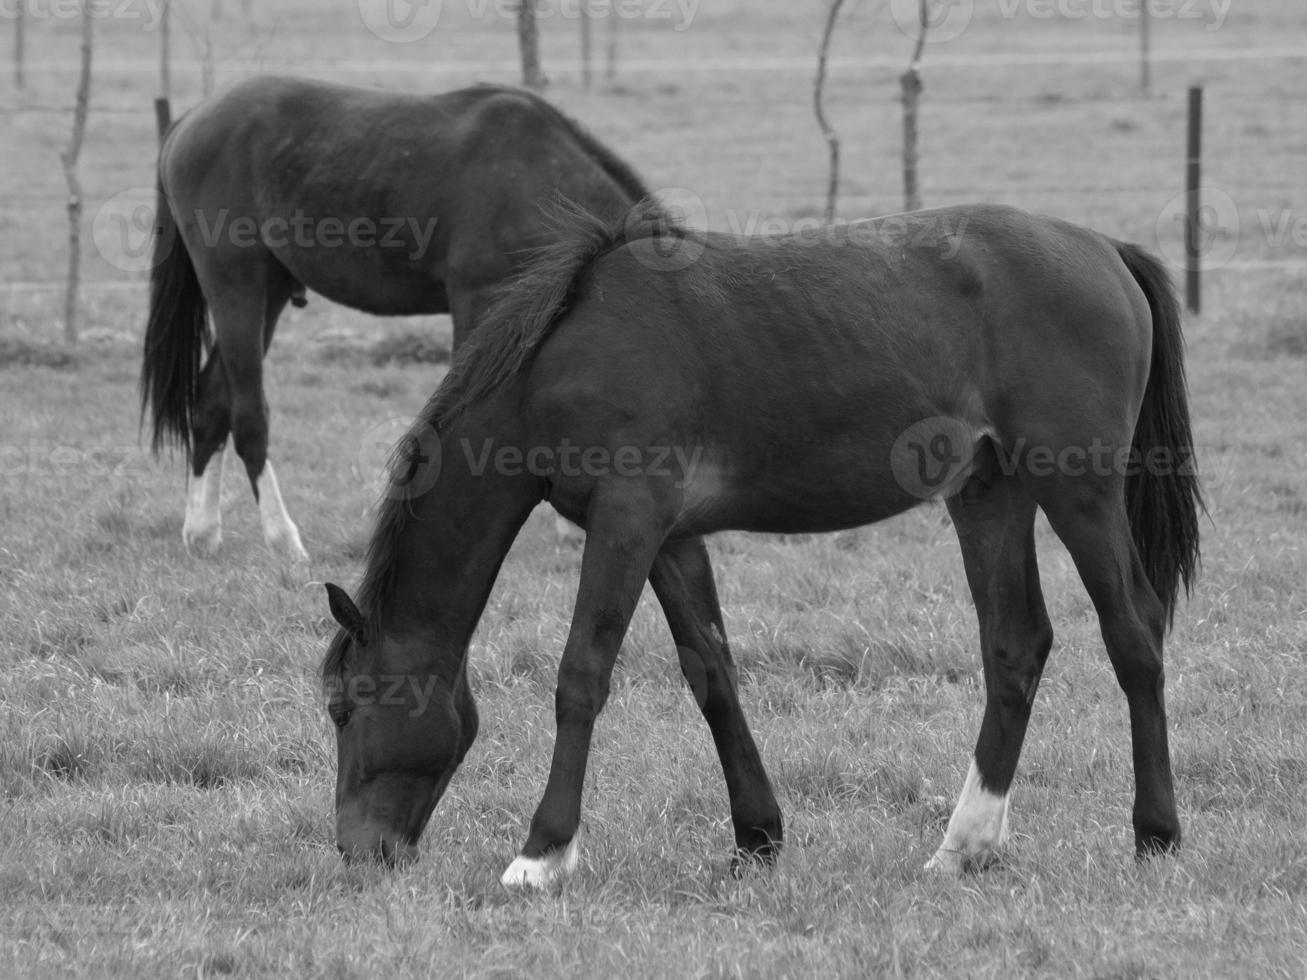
[500,485,668,890]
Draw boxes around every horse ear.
[325,583,365,643]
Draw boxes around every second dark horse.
[140,75,648,561]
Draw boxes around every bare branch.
[580,0,593,89]
[900,0,929,212]
[814,0,847,224]
[605,11,619,82]
[159,0,171,100]
[172,0,216,95]
[517,0,547,90]
[60,3,94,345]
[13,3,24,90]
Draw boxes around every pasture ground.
[2,2,1305,977]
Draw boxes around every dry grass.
[2,1,1306,977]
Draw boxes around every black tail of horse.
[1116,241,1203,630]
[140,178,208,458]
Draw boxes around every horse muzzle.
[337,829,420,868]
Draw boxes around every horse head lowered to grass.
[322,201,1202,886]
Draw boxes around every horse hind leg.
[204,259,309,564]
[1028,469,1180,859]
[183,350,232,555]
[928,468,1053,874]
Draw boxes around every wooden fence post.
[1185,85,1203,314]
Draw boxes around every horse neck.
[377,409,539,659]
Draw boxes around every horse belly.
[673,441,936,537]
[279,249,450,316]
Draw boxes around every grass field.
[2,1,1306,977]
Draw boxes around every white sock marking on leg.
[500,836,580,890]
[256,461,309,563]
[553,513,585,545]
[926,758,1010,874]
[183,450,224,554]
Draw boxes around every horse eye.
[329,703,352,730]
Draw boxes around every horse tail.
[140,175,208,458]
[1115,241,1204,630]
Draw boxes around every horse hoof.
[924,846,1000,876]
[267,529,311,566]
[1135,831,1181,861]
[924,848,967,876]
[500,837,580,890]
[729,850,778,880]
[183,525,222,556]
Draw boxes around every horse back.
[521,205,1157,533]
[157,76,644,317]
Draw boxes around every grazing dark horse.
[321,202,1202,885]
[139,75,646,562]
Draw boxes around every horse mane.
[322,197,684,683]
[433,196,682,426]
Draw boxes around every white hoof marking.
[183,451,224,555]
[500,836,580,890]
[927,758,1009,874]
[553,514,585,546]
[257,461,310,564]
